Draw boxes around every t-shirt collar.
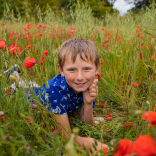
[68,85,83,99]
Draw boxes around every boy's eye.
[68,69,75,71]
[84,68,90,70]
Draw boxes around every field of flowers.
[1,1,156,156]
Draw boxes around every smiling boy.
[5,38,107,154]
[36,38,107,153]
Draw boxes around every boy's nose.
[76,71,84,81]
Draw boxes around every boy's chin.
[74,88,88,94]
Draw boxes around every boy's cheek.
[65,75,75,84]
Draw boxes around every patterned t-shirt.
[33,74,96,115]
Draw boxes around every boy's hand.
[83,79,98,105]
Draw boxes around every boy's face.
[58,55,100,94]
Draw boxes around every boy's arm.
[79,79,98,126]
[79,103,94,125]
[52,113,108,154]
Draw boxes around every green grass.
[1,1,156,155]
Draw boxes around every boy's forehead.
[64,54,94,66]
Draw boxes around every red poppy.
[24,27,28,31]
[140,53,143,60]
[152,55,155,59]
[125,122,135,128]
[40,56,45,60]
[131,82,138,87]
[9,33,13,40]
[100,60,104,64]
[52,126,55,132]
[101,44,105,48]
[4,88,12,94]
[141,111,156,125]
[140,46,143,50]
[108,46,111,50]
[132,135,156,156]
[27,23,32,28]
[2,23,5,26]
[97,104,104,108]
[37,24,42,28]
[102,147,108,155]
[26,117,34,123]
[97,72,101,79]
[10,47,21,56]
[106,114,112,119]
[114,139,133,156]
[39,61,43,65]
[99,60,104,67]
[43,25,46,30]
[42,67,45,71]
[44,50,48,57]
[0,39,6,50]
[8,43,21,56]
[27,45,31,49]
[24,57,36,68]
[101,27,105,31]
[105,39,109,44]
[35,34,39,37]
[116,36,121,41]
[1,115,7,121]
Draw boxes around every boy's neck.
[77,92,82,98]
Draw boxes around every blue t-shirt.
[32,74,96,115]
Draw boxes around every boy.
[6,38,107,154]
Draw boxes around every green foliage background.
[1,0,156,155]
[0,0,115,20]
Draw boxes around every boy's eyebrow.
[66,66,93,69]
[66,67,77,70]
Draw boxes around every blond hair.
[58,38,99,69]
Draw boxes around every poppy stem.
[0,53,1,109]
[35,64,41,83]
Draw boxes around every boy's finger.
[89,88,97,93]
[89,83,96,90]
[94,79,98,85]
[89,79,98,90]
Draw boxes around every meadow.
[1,1,156,156]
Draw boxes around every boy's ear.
[95,64,100,75]
[57,64,65,77]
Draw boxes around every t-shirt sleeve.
[93,99,96,108]
[34,84,69,115]
[93,82,98,108]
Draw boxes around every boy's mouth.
[75,82,86,87]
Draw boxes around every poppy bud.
[146,101,150,105]
[135,110,142,115]
[72,127,80,135]
[0,111,4,116]
[6,135,10,141]
[118,117,122,121]
[9,75,16,81]
[20,113,26,118]
[46,81,49,89]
